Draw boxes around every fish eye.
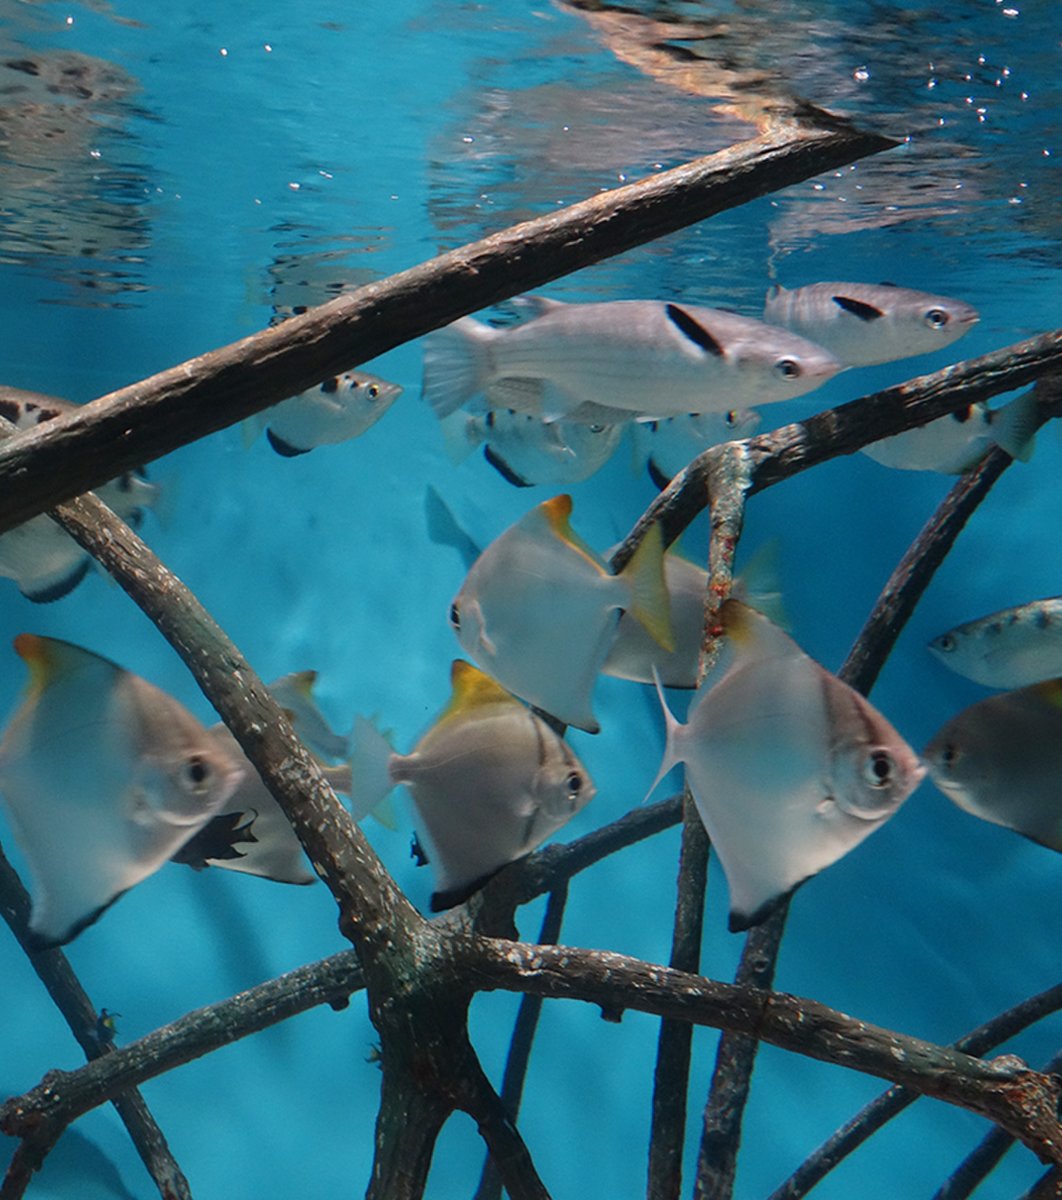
[366,384,380,400]
[775,358,801,380]
[935,633,957,652]
[589,424,605,434]
[566,771,584,798]
[925,308,949,329]
[939,742,961,769]
[180,755,213,792]
[724,410,738,427]
[126,506,145,529]
[863,750,895,789]
[449,602,461,629]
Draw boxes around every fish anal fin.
[430,859,525,911]
[728,884,797,933]
[665,304,725,356]
[483,444,532,487]
[266,428,310,457]
[832,295,885,322]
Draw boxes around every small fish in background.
[763,281,979,367]
[861,390,1038,473]
[603,541,787,689]
[928,597,1062,688]
[632,409,761,489]
[648,600,924,931]
[924,680,1062,850]
[95,1007,121,1047]
[248,370,402,457]
[422,296,842,422]
[0,387,164,602]
[449,493,673,733]
[349,659,595,910]
[438,406,624,487]
[0,635,246,947]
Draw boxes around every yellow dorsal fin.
[12,634,116,695]
[439,660,517,721]
[537,494,602,567]
[286,669,318,699]
[722,598,801,663]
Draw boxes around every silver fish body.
[0,387,162,601]
[449,494,673,732]
[924,680,1062,850]
[929,597,1062,688]
[764,281,979,367]
[0,635,245,946]
[351,660,595,909]
[441,406,624,487]
[651,601,924,930]
[423,297,841,422]
[257,370,402,457]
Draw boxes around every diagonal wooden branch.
[463,938,1062,1164]
[0,114,897,537]
[0,843,191,1200]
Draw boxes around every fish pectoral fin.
[665,304,725,356]
[831,295,885,322]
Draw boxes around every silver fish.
[422,296,841,422]
[449,493,673,732]
[763,281,979,367]
[929,597,1062,689]
[924,679,1062,850]
[349,659,595,910]
[631,409,761,488]
[862,390,1037,473]
[439,406,624,487]
[249,370,402,457]
[0,635,245,946]
[0,386,163,602]
[650,600,924,930]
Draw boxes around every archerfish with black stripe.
[422,296,842,422]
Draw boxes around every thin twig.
[0,116,898,536]
[0,843,192,1200]
[767,982,1062,1200]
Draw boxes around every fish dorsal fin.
[665,304,725,356]
[511,294,568,319]
[832,295,885,322]
[535,494,603,565]
[765,284,784,301]
[284,669,318,699]
[722,598,803,666]
[440,659,517,720]
[13,633,120,697]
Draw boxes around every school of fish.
[1,273,1049,946]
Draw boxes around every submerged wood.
[0,114,896,537]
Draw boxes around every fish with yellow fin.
[350,660,594,910]
[649,600,924,930]
[0,635,246,946]
[925,679,1062,850]
[448,494,673,732]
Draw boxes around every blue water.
[0,0,1059,1196]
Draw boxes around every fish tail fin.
[990,389,1039,463]
[422,317,494,418]
[436,408,482,464]
[645,667,683,802]
[347,715,397,824]
[240,414,264,450]
[620,523,675,652]
[731,539,790,630]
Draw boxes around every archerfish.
[422,296,842,422]
[247,370,402,457]
[763,281,979,367]
[0,635,245,947]
[862,390,1038,473]
[648,600,924,931]
[925,679,1062,851]
[439,406,624,487]
[0,386,163,602]
[632,409,761,489]
[349,659,595,910]
[929,597,1062,688]
[448,494,673,732]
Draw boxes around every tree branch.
[0,843,192,1200]
[464,938,1062,1164]
[0,116,897,537]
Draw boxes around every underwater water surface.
[0,0,1060,1197]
